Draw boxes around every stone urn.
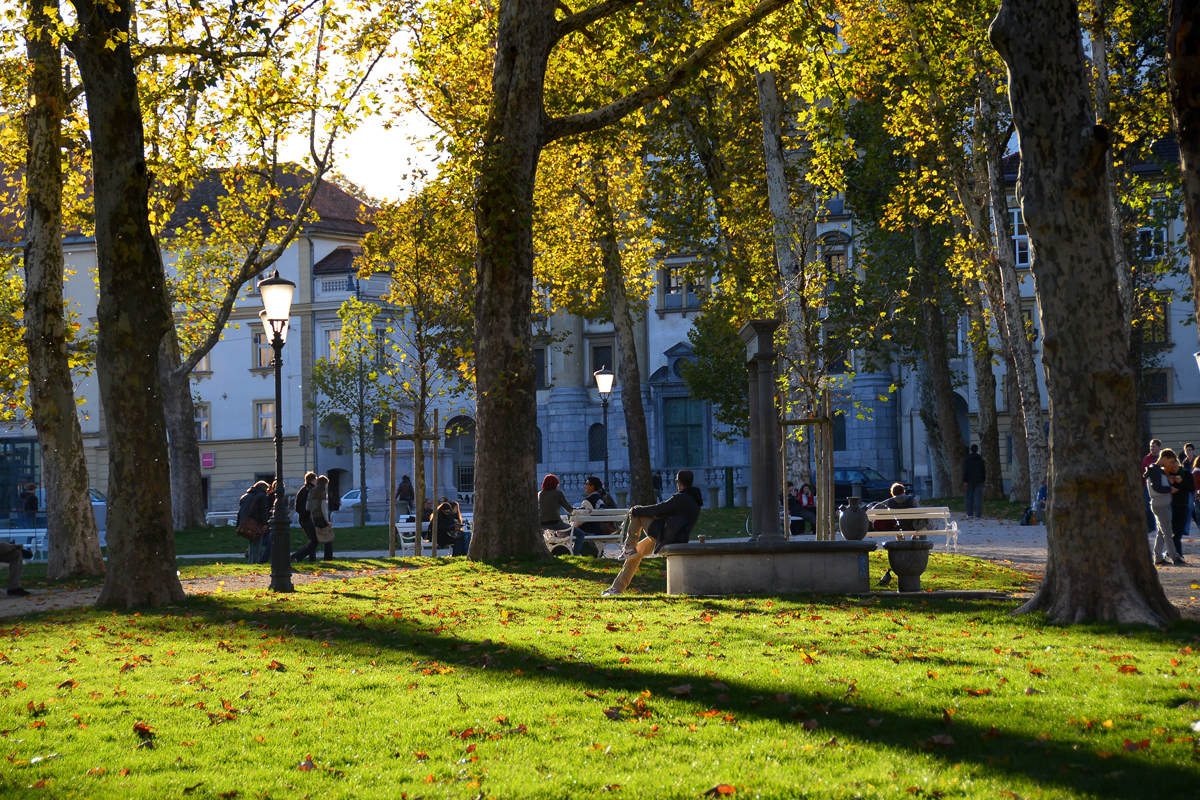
[883,539,935,592]
[839,497,869,541]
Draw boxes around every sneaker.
[1174,558,1187,566]
[6,588,29,597]
[618,545,638,560]
[600,587,622,597]
[1156,558,1170,566]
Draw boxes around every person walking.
[1172,458,1195,560]
[18,484,37,528]
[1143,439,1163,533]
[571,477,608,556]
[1146,449,1183,566]
[652,472,663,502]
[396,475,415,515]
[291,472,318,562]
[0,541,31,596]
[962,444,986,519]
[539,475,573,532]
[237,481,271,563]
[604,470,703,596]
[307,476,334,561]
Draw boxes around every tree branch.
[132,45,268,66]
[544,0,792,144]
[553,0,638,44]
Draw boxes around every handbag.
[236,516,264,543]
[315,524,335,544]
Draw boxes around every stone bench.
[658,539,878,595]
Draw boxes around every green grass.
[929,496,1029,522]
[2,553,1196,798]
[170,524,395,556]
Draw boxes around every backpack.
[1020,507,1036,526]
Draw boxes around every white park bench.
[541,508,628,556]
[863,506,957,552]
[206,511,238,527]
[394,511,472,556]
[0,529,48,560]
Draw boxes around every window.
[192,353,211,373]
[374,330,388,365]
[588,423,607,462]
[1010,208,1029,266]
[663,397,704,466]
[194,403,211,442]
[326,329,342,361]
[661,267,703,309]
[1021,304,1039,347]
[832,414,847,451]
[255,401,275,439]
[535,348,548,389]
[252,333,272,369]
[825,332,850,374]
[1136,227,1168,262]
[1138,293,1171,348]
[590,342,613,383]
[1143,369,1170,405]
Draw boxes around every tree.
[23,0,104,578]
[990,0,1176,624]
[1168,0,1200,362]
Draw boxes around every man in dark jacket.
[1171,462,1194,562]
[237,482,271,563]
[291,472,318,562]
[396,475,415,514]
[962,444,987,519]
[603,469,703,597]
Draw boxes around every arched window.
[820,232,851,277]
[588,423,607,462]
[536,427,543,464]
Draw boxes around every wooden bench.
[864,506,957,551]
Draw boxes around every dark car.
[833,467,897,502]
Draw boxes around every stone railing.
[552,466,749,507]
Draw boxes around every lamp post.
[594,366,614,492]
[258,269,295,593]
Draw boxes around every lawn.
[929,496,1028,522]
[0,554,1195,799]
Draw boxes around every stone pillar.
[739,319,782,541]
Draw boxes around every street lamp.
[258,269,295,593]
[594,366,614,491]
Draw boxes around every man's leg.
[608,518,652,594]
[964,485,975,518]
[973,484,984,518]
[0,544,23,591]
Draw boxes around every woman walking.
[308,475,335,561]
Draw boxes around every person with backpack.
[1146,449,1183,566]
[604,469,703,597]
[962,444,987,519]
[571,477,609,556]
[236,481,271,563]
[291,472,318,563]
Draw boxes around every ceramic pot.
[839,497,869,541]
[883,539,934,592]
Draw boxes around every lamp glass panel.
[594,368,614,395]
[258,275,295,320]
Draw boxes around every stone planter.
[839,497,869,541]
[883,539,934,592]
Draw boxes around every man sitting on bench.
[603,469,703,597]
[0,542,31,597]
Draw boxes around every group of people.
[235,473,336,564]
[539,474,617,555]
[1144,439,1199,567]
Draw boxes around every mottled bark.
[24,5,104,579]
[468,0,791,557]
[917,359,953,497]
[591,161,654,507]
[991,0,1176,624]
[159,331,205,529]
[1169,0,1200,352]
[1005,358,1031,503]
[915,221,967,491]
[965,280,1004,500]
[69,0,184,607]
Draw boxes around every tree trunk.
[25,6,104,579]
[1169,0,1200,353]
[917,360,953,497]
[591,160,654,507]
[1005,358,1031,504]
[983,143,1049,501]
[965,280,1005,500]
[465,0,555,560]
[159,332,205,529]
[69,0,184,607]
[990,0,1176,624]
[915,221,967,491]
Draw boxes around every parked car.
[339,489,361,509]
[832,467,898,502]
[33,487,107,532]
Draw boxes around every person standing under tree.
[1146,448,1183,566]
[605,470,703,597]
[1143,439,1163,534]
[1172,457,1195,561]
[396,475,415,515]
[962,444,986,519]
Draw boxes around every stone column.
[739,319,782,541]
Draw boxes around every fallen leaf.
[867,718,883,727]
[56,680,78,691]
[942,709,957,727]
[267,661,286,672]
[1123,738,1150,752]
[1095,750,1114,759]
[217,793,238,799]
[183,783,204,795]
[668,684,692,697]
[928,734,955,748]
[1117,665,1139,675]
[703,785,736,797]
[119,769,130,777]
[821,736,839,747]
[801,719,819,730]
[1024,687,1044,696]
[981,726,1002,740]
[710,681,730,691]
[132,722,155,740]
[964,688,991,697]
[88,767,105,776]
[297,755,316,771]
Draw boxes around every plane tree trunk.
[965,280,1005,500]
[990,0,1176,625]
[1169,0,1200,352]
[69,0,184,607]
[159,331,206,529]
[592,160,654,507]
[25,4,104,579]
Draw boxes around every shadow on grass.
[29,555,1191,800]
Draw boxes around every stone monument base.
[658,540,878,595]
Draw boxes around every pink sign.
[201,452,215,469]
